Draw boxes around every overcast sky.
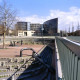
[0,0,80,31]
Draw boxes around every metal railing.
[20,48,54,73]
[56,37,80,80]
[67,36,80,43]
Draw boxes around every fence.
[56,37,80,80]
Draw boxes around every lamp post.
[41,24,44,44]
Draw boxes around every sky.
[0,0,80,31]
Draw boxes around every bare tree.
[13,24,19,36]
[68,25,70,33]
[72,23,74,36]
[77,22,80,30]
[0,0,17,48]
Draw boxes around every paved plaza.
[0,44,44,57]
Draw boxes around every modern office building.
[15,18,58,36]
[16,22,42,36]
[15,22,35,36]
[43,18,58,36]
[17,22,31,31]
[30,23,42,36]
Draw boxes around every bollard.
[21,40,23,45]
[20,51,22,57]
[10,41,13,46]
[13,41,16,46]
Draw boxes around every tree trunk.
[3,32,5,48]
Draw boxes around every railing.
[20,48,54,73]
[56,37,80,80]
[20,48,37,57]
[67,36,80,43]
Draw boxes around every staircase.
[0,45,56,80]
[0,56,34,80]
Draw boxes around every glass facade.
[17,22,31,31]
[27,22,31,31]
[43,18,58,36]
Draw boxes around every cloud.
[17,15,46,24]
[18,7,80,31]
[49,7,80,31]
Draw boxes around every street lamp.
[41,24,44,44]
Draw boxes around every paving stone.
[0,62,1,66]
[25,64,28,68]
[1,62,6,67]
[17,65,20,69]
[16,59,19,62]
[9,65,12,70]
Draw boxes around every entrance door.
[24,32,27,36]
